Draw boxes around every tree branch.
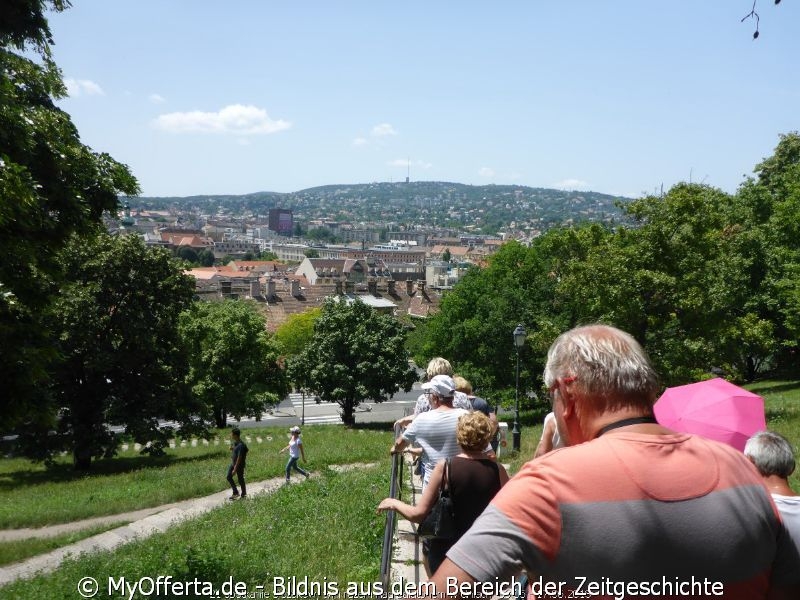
[742,0,782,40]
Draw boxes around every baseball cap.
[421,374,456,398]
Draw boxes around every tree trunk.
[745,356,756,382]
[71,389,97,471]
[214,406,227,429]
[341,400,355,426]
[73,437,93,471]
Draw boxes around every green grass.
[0,522,130,567]
[0,465,392,599]
[0,425,392,528]
[747,378,800,489]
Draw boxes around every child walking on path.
[227,428,248,499]
[279,426,309,483]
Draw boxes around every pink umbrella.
[653,377,766,452]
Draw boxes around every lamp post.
[512,323,527,452]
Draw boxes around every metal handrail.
[379,452,401,587]
[379,424,408,588]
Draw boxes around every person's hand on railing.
[376,498,399,514]
[394,415,414,429]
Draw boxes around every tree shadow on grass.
[0,450,226,491]
[748,380,800,396]
[350,422,394,432]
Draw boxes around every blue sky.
[48,1,799,198]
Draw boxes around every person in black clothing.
[226,427,248,500]
[377,411,508,574]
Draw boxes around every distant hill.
[123,181,633,235]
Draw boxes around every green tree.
[273,308,321,358]
[34,233,197,470]
[176,246,199,264]
[304,248,320,258]
[197,249,215,267]
[306,227,334,242]
[258,250,279,261]
[732,132,800,374]
[1,1,139,428]
[287,298,416,425]
[179,300,287,428]
[414,240,563,404]
[441,248,452,263]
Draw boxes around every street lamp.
[512,323,527,452]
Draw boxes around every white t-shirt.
[402,407,468,488]
[543,411,564,450]
[288,436,303,458]
[772,494,800,559]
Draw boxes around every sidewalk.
[385,456,426,591]
[385,456,513,597]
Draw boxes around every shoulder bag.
[417,458,456,539]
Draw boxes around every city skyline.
[47,1,799,198]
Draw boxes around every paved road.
[225,382,424,429]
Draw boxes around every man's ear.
[559,386,576,420]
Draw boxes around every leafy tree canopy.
[415,133,800,391]
[287,298,416,425]
[179,300,287,428]
[273,308,321,358]
[23,232,198,469]
[1,0,139,427]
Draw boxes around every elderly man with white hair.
[745,430,800,560]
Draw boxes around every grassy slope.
[0,523,130,567]
[1,466,392,599]
[0,426,391,528]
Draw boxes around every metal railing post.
[379,423,405,587]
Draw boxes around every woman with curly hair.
[378,411,509,574]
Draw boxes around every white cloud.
[553,178,590,190]
[64,78,105,97]
[478,167,496,178]
[371,123,398,137]
[153,104,291,135]
[352,137,368,146]
[148,93,166,104]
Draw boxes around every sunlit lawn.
[0,522,130,567]
[0,466,391,600]
[0,425,392,529]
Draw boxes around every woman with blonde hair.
[378,411,508,574]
